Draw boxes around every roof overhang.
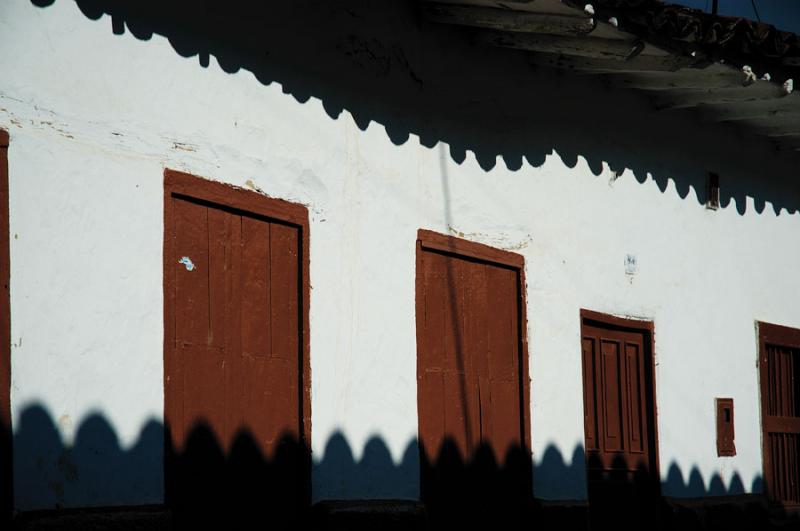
[420,0,800,153]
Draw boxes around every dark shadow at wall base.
[659,495,799,531]
[12,505,172,531]
[7,406,800,530]
[11,496,800,531]
[163,426,310,531]
[311,500,427,531]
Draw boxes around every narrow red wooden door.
[164,172,309,528]
[759,322,800,508]
[416,231,530,526]
[581,313,658,529]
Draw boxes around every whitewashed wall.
[2,0,799,511]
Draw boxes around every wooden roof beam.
[476,30,642,60]
[528,51,702,73]
[768,135,800,152]
[421,2,596,36]
[745,121,800,138]
[650,84,790,111]
[601,65,758,92]
[697,96,800,122]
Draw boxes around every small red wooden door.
[416,231,530,524]
[581,313,658,529]
[164,171,309,527]
[759,322,800,508]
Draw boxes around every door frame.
[757,320,800,509]
[162,169,311,498]
[414,228,533,468]
[579,309,661,496]
[1,130,11,521]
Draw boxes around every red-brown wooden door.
[416,230,531,525]
[164,171,310,528]
[581,312,659,529]
[759,322,800,508]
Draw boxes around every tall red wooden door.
[759,322,800,508]
[580,311,659,530]
[164,171,310,529]
[416,230,531,527]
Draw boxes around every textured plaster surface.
[1,0,799,510]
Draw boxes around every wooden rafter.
[531,52,703,73]
[477,29,641,60]
[421,2,595,37]
[418,0,800,142]
[649,84,790,111]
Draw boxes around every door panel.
[626,343,644,454]
[582,337,599,452]
[583,323,654,474]
[760,323,800,507]
[164,172,309,528]
[600,339,624,455]
[416,232,531,526]
[418,248,525,465]
[170,196,302,448]
[581,313,658,530]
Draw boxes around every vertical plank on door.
[240,215,271,360]
[173,198,227,448]
[582,337,598,451]
[207,207,229,350]
[487,265,522,459]
[418,246,446,463]
[625,342,644,454]
[600,339,623,454]
[269,223,299,363]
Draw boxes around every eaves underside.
[420,0,800,153]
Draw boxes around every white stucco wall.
[1,0,799,511]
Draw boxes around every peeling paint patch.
[58,414,72,432]
[506,237,533,251]
[179,256,195,271]
[172,141,196,152]
[446,226,533,251]
[447,226,466,238]
[244,179,265,194]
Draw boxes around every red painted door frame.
[0,129,11,522]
